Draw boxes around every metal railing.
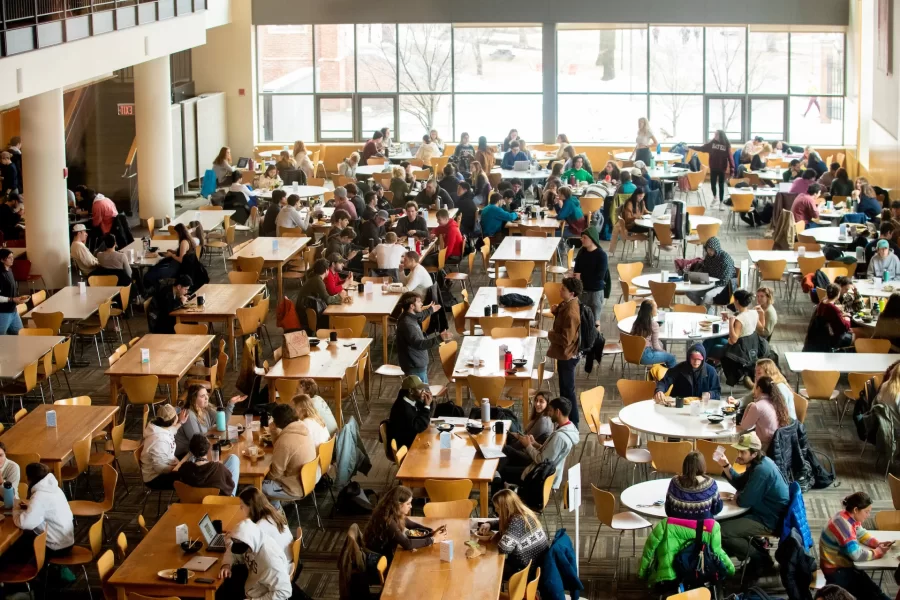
[1,0,207,58]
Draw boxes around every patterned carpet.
[36,189,899,599]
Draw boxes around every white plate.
[157,569,195,581]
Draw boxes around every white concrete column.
[134,56,175,221]
[19,88,70,289]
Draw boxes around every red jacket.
[433,219,463,259]
[324,269,343,295]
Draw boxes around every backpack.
[578,303,597,355]
[433,401,465,418]
[854,374,880,442]
[518,460,556,511]
[673,520,730,588]
[335,481,378,515]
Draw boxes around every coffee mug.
[712,323,720,334]
[493,421,505,434]
[675,397,684,408]
[330,331,338,343]
[483,306,491,316]
[176,568,189,584]
[491,304,499,314]
[212,519,223,534]
[197,295,205,306]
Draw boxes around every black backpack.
[335,481,378,515]
[578,303,597,355]
[518,460,556,511]
[673,520,730,588]
[433,401,465,418]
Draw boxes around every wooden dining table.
[0,513,23,556]
[323,288,399,363]
[490,236,560,285]
[464,286,543,334]
[109,503,243,600]
[0,404,118,485]
[264,338,372,428]
[381,517,504,600]
[170,283,265,365]
[0,335,63,380]
[23,286,121,324]
[396,422,510,518]
[452,336,537,421]
[227,236,311,300]
[106,334,216,405]
[223,415,272,488]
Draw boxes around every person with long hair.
[291,394,329,448]
[475,137,495,173]
[173,384,245,457]
[750,142,773,173]
[830,168,854,198]
[737,376,791,450]
[254,164,282,191]
[875,362,900,423]
[819,492,893,600]
[389,166,410,208]
[142,222,201,291]
[0,248,28,335]
[601,160,620,183]
[429,129,444,152]
[292,140,314,179]
[631,117,658,165]
[755,286,777,340]
[453,132,475,175]
[338,523,376,600]
[690,130,734,205]
[478,489,549,580]
[854,177,881,221]
[665,451,723,520]
[631,298,677,368]
[805,283,853,351]
[364,486,447,564]
[14,462,75,558]
[704,288,758,362]
[187,220,206,250]
[502,129,519,152]
[503,392,554,462]
[608,186,650,254]
[541,178,561,208]
[834,276,863,316]
[213,146,233,185]
[555,134,570,159]
[552,186,584,239]
[730,358,796,420]
[298,378,338,436]
[275,150,296,173]
[550,162,564,179]
[561,145,593,174]
[238,487,294,563]
[470,160,489,205]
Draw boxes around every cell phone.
[196,578,215,584]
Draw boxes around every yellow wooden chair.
[673,304,707,314]
[747,239,775,251]
[889,473,900,510]
[586,485,651,588]
[608,420,652,487]
[855,338,891,354]
[727,193,754,230]
[59,436,92,498]
[422,499,478,518]
[32,311,64,335]
[499,560,531,600]
[648,280,676,310]
[173,481,221,504]
[696,439,745,476]
[203,496,242,505]
[424,479,473,502]
[613,301,636,322]
[648,440,693,476]
[0,360,39,413]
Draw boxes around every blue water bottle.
[216,406,227,432]
[656,143,662,155]
[3,481,14,508]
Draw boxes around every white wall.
[0,13,209,107]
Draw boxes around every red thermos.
[415,239,421,254]
[504,350,512,371]
[569,175,576,186]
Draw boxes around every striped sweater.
[665,476,723,521]
[819,510,884,573]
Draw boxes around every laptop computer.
[236,157,250,169]
[513,161,530,171]
[199,513,227,552]
[468,432,505,459]
[651,202,668,219]
[686,272,710,284]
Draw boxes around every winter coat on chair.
[780,482,814,549]
[722,333,770,386]
[638,517,734,588]
[539,529,583,600]
[767,420,834,491]
[775,527,816,600]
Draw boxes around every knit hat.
[582,226,601,248]
[630,167,642,177]
[732,432,762,452]
[877,239,890,250]
[401,375,427,391]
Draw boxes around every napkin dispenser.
[439,540,453,562]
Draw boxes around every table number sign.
[45,410,57,427]
[141,348,150,363]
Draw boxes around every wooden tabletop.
[451,335,538,380]
[425,208,459,229]
[265,338,373,381]
[109,503,243,597]
[323,287,401,317]
[222,416,273,481]
[170,284,264,318]
[0,335,63,380]
[491,236,560,262]
[380,517,504,600]
[23,286,120,321]
[0,405,118,463]
[0,513,23,556]
[465,286,543,324]
[105,334,215,379]
[507,215,560,230]
[228,236,311,264]
[122,240,180,267]
[396,421,509,484]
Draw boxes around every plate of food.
[684,397,700,404]
[158,569,195,581]
[405,527,432,539]
[436,423,454,433]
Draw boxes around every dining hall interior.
[1,0,900,599]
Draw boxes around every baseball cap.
[72,224,87,233]
[157,404,178,423]
[877,239,890,250]
[732,432,762,452]
[401,375,428,391]
[376,210,389,220]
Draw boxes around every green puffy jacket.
[638,517,735,587]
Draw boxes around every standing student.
[572,226,607,323]
[548,277,582,426]
[395,291,452,382]
[631,117,658,165]
[690,130,734,206]
[0,249,28,335]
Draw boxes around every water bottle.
[211,442,220,463]
[3,482,14,508]
[884,269,891,284]
[656,143,662,155]
[216,406,227,432]
[504,350,512,371]
[481,398,491,425]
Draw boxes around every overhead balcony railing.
[1,0,207,58]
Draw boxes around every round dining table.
[620,478,748,520]
[632,273,719,294]
[255,186,330,199]
[618,399,739,441]
[853,279,898,299]
[491,168,552,180]
[804,226,858,245]
[355,164,424,177]
[614,151,683,162]
[618,313,729,342]
[634,215,722,229]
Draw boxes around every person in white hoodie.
[219,519,292,600]
[141,404,189,490]
[238,487,295,565]
[14,462,75,556]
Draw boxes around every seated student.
[685,237,735,306]
[476,490,550,581]
[292,394,330,449]
[501,140,528,170]
[819,492,893,600]
[505,393,554,458]
[325,231,361,273]
[260,189,286,237]
[755,286,778,341]
[295,378,337,437]
[141,404,189,490]
[262,404,317,508]
[95,234,132,285]
[415,179,453,209]
[238,487,294,566]
[868,239,900,280]
[338,524,376,600]
[553,186,585,239]
[731,358,797,420]
[431,208,463,266]
[498,397,579,490]
[438,165,460,206]
[834,276,864,316]
[179,434,240,496]
[387,376,434,452]
[616,170,637,196]
[804,283,853,351]
[359,207,388,249]
[783,159,803,183]
[737,377,792,451]
[70,224,99,275]
[608,186,650,254]
[389,167,411,207]
[372,232,404,282]
[174,384,245,457]
[714,432,789,574]
[790,169,818,195]
[414,133,440,166]
[393,202,428,239]
[0,443,20,494]
[653,344,721,401]
[830,168,855,199]
[220,519,293,600]
[364,486,447,564]
[227,170,253,206]
[855,180,882,221]
[561,155,594,184]
[148,275,192,334]
[819,162,840,189]
[399,251,433,296]
[666,452,723,520]
[865,223,900,263]
[296,258,346,310]
[14,462,75,558]
[631,299,677,368]
[704,289,758,361]
[275,194,304,236]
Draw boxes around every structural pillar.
[134,56,175,221]
[20,88,70,289]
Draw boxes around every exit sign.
[117,103,134,116]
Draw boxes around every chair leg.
[310,490,322,529]
[587,523,602,562]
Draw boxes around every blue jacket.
[539,529,583,600]
[729,455,789,531]
[555,197,584,224]
[334,416,372,489]
[857,195,881,221]
[201,170,218,198]
[780,481,813,550]
[502,151,529,170]
[480,203,519,236]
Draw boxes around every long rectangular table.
[228,236,311,301]
[784,352,897,374]
[747,250,825,264]
[464,286,543,334]
[490,236,560,285]
[323,288,399,363]
[0,335,63,380]
[380,518,504,600]
[23,286,120,323]
[452,335,537,420]
[165,209,236,232]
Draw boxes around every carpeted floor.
[32,188,899,599]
